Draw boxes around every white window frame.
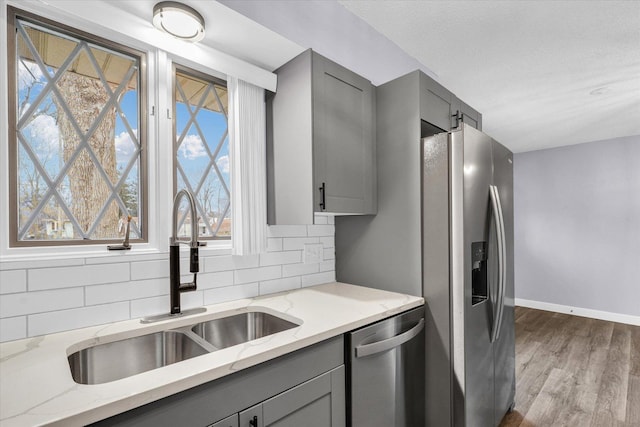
[160,53,233,252]
[0,0,234,261]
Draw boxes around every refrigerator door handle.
[489,185,507,343]
[355,318,424,358]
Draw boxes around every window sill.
[0,242,232,268]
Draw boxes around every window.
[7,7,147,246]
[173,66,230,240]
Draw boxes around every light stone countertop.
[0,282,423,426]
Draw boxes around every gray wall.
[219,0,436,85]
[514,135,640,316]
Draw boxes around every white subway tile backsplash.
[203,255,259,273]
[323,249,336,261]
[84,252,167,265]
[0,258,83,271]
[28,302,130,336]
[0,288,84,317]
[313,215,329,225]
[307,224,334,237]
[85,279,166,305]
[234,265,281,285]
[131,260,170,280]
[204,283,259,305]
[267,238,283,252]
[28,263,130,291]
[0,270,27,294]
[259,251,301,267]
[130,295,169,318]
[327,215,335,225]
[282,237,320,251]
[0,317,27,342]
[129,292,204,319]
[282,262,320,278]
[196,271,234,290]
[267,225,307,238]
[1,222,335,342]
[318,236,334,249]
[181,291,205,310]
[301,271,336,288]
[259,277,301,295]
[319,261,335,273]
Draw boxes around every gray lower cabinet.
[238,367,345,427]
[210,414,238,427]
[91,336,344,427]
[267,49,376,224]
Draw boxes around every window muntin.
[174,67,230,240]
[8,9,147,246]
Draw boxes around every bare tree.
[54,72,119,238]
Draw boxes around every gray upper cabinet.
[420,74,455,132]
[268,49,376,225]
[453,97,482,130]
[419,71,481,132]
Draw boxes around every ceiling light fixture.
[153,1,205,42]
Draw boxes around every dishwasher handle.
[355,318,424,358]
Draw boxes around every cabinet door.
[453,97,482,130]
[239,404,263,427]
[420,74,454,132]
[312,54,376,215]
[260,366,345,427]
[209,414,239,427]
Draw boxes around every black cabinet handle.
[249,415,258,427]
[452,110,462,129]
[319,182,326,211]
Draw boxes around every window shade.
[227,76,267,255]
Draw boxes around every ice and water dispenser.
[472,241,488,305]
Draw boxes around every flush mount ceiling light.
[153,1,205,42]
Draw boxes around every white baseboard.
[515,298,640,326]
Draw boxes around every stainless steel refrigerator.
[336,123,515,426]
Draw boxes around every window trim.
[7,6,149,247]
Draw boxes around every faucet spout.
[170,189,201,315]
[172,189,199,248]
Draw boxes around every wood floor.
[498,306,640,427]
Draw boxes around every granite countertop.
[0,282,423,426]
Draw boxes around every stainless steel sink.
[191,312,299,350]
[68,330,208,384]
[68,311,300,385]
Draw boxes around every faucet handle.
[190,247,200,273]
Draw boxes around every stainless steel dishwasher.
[347,305,425,427]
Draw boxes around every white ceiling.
[338,0,640,152]
[218,0,640,153]
[54,0,640,153]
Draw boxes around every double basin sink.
[68,311,299,385]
